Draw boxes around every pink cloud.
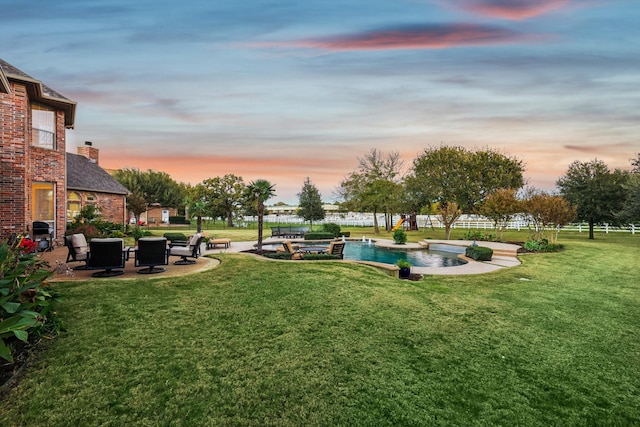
[256,24,539,52]
[449,0,570,20]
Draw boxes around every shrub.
[463,230,496,242]
[393,229,407,244]
[108,231,126,238]
[65,224,101,240]
[304,232,334,240]
[0,239,63,363]
[465,245,493,261]
[524,239,565,253]
[396,259,411,269]
[264,252,292,260]
[302,253,342,261]
[322,223,342,238]
[163,233,187,243]
[169,216,190,225]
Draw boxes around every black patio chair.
[135,237,169,274]
[87,238,128,277]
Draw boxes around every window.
[32,182,55,224]
[67,192,81,221]
[32,104,56,149]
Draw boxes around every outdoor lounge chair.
[326,241,346,259]
[170,233,203,265]
[65,233,89,269]
[281,241,303,260]
[134,237,170,274]
[87,238,128,277]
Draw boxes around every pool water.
[265,241,466,268]
[343,242,466,268]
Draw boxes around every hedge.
[465,245,493,261]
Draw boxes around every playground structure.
[392,214,419,232]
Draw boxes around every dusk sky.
[2,0,639,203]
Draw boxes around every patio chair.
[170,233,203,265]
[281,241,303,260]
[134,237,170,274]
[65,233,89,269]
[87,238,128,277]
[326,241,346,259]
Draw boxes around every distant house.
[67,142,128,224]
[0,58,76,244]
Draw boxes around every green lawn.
[1,231,639,426]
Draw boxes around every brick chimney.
[77,141,99,164]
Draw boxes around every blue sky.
[2,0,639,203]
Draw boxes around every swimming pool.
[343,242,466,267]
[264,241,467,268]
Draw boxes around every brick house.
[1,58,76,244]
[67,142,128,225]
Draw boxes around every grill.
[32,221,53,251]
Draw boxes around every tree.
[198,174,246,227]
[187,201,207,233]
[437,201,462,240]
[297,177,325,229]
[478,188,521,240]
[113,168,184,210]
[522,189,576,243]
[245,180,276,251]
[407,145,524,239]
[126,192,147,225]
[619,154,640,224]
[338,149,404,234]
[557,159,629,239]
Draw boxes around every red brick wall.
[73,190,126,224]
[0,81,67,245]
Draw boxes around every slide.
[391,218,404,231]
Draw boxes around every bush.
[304,232,335,240]
[393,229,407,244]
[264,252,292,260]
[169,216,190,225]
[108,231,126,238]
[463,230,496,242]
[163,233,187,243]
[524,239,565,253]
[465,245,493,261]
[0,239,63,363]
[302,253,342,261]
[65,224,101,240]
[322,223,342,238]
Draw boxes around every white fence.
[257,213,638,235]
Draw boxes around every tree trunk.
[589,221,595,240]
[373,209,380,234]
[445,224,452,240]
[226,211,234,228]
[257,203,264,250]
[197,216,202,233]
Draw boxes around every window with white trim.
[32,104,56,149]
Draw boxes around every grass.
[1,231,639,426]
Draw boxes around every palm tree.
[188,200,208,233]
[245,180,276,251]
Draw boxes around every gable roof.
[0,58,76,128]
[67,153,129,195]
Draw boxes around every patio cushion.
[71,233,88,254]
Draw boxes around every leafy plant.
[304,232,334,240]
[0,239,62,363]
[322,223,342,238]
[463,230,496,242]
[396,259,411,269]
[130,227,145,240]
[393,229,407,244]
[465,245,493,261]
[524,239,565,253]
